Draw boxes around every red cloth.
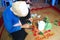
[0,17,3,27]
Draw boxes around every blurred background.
[0,0,60,12]
[0,0,60,40]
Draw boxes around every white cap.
[11,1,29,17]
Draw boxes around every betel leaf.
[45,22,52,30]
[39,31,44,35]
[43,16,50,23]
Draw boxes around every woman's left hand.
[28,18,33,22]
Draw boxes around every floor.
[25,7,60,40]
[0,2,60,40]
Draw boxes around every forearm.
[21,24,30,28]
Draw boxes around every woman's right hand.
[21,24,30,28]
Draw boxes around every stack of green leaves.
[38,31,44,35]
[43,16,52,30]
[54,20,58,26]
[45,22,52,30]
[43,16,50,23]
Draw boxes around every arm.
[21,24,30,28]
[13,20,30,28]
[2,10,21,33]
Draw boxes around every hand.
[28,18,33,22]
[21,24,30,28]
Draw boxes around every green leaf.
[39,31,44,35]
[45,23,52,30]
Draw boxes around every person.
[2,1,33,40]
[4,0,10,6]
[17,0,32,4]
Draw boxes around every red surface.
[0,17,3,27]
[0,17,4,38]
[50,6,60,13]
[31,6,60,14]
[58,21,60,26]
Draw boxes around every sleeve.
[2,10,21,33]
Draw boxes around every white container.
[38,21,45,31]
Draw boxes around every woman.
[2,1,32,40]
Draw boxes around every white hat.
[10,1,29,17]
